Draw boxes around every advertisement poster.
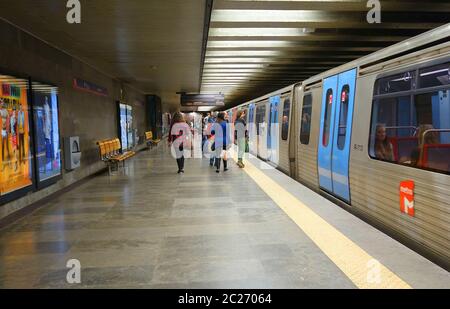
[119,103,133,151]
[0,75,33,196]
[119,103,128,150]
[127,105,133,150]
[32,82,61,182]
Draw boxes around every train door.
[248,104,257,155]
[318,68,357,203]
[268,96,280,163]
[256,103,268,159]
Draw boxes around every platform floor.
[0,143,449,288]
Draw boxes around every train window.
[419,63,450,89]
[370,74,450,175]
[255,104,266,135]
[322,89,333,147]
[249,106,254,124]
[376,71,416,95]
[337,85,350,150]
[281,98,290,141]
[300,94,312,145]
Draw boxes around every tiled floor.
[0,144,448,289]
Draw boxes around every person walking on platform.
[235,109,247,168]
[206,113,216,167]
[168,112,188,174]
[213,112,230,173]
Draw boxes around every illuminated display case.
[0,73,63,205]
[0,73,34,204]
[31,81,62,188]
[118,102,134,151]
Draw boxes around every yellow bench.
[97,138,135,173]
[145,131,161,149]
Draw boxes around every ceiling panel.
[0,0,207,110]
[200,0,450,108]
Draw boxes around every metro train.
[224,24,450,270]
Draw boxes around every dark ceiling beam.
[204,61,346,66]
[205,55,362,60]
[203,73,323,76]
[207,40,391,47]
[214,0,450,12]
[202,76,312,80]
[203,66,336,70]
[208,35,408,42]
[206,50,369,56]
[206,46,382,52]
[211,10,450,23]
[210,21,444,29]
[199,0,214,91]
[207,37,406,43]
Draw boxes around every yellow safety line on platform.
[234,154,411,289]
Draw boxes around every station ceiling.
[201,0,450,108]
[0,1,449,111]
[0,0,206,111]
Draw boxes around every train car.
[240,86,294,172]
[224,23,450,269]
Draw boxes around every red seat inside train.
[388,137,418,162]
[422,144,450,172]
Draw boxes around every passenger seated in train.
[410,124,440,167]
[282,115,288,130]
[300,112,311,142]
[374,124,395,161]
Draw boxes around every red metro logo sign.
[400,180,415,217]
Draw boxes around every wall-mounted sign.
[181,94,224,107]
[400,180,415,217]
[73,78,108,97]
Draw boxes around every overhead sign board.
[73,78,108,97]
[180,94,224,107]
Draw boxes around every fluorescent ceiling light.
[206,51,281,57]
[205,58,270,63]
[203,73,255,76]
[201,87,238,91]
[197,106,216,112]
[202,85,252,88]
[204,64,268,68]
[209,28,315,37]
[203,77,250,80]
[203,69,266,73]
[202,83,244,85]
[207,41,295,48]
[211,10,324,23]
